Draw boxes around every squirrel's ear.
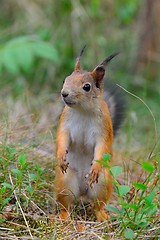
[74,45,86,71]
[91,52,119,88]
[91,66,105,83]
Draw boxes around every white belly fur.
[63,109,103,197]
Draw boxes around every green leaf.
[143,204,157,216]
[8,148,16,158]
[102,153,111,162]
[110,166,122,178]
[145,188,157,205]
[127,204,138,211]
[118,185,130,196]
[1,186,6,194]
[18,153,26,166]
[26,186,33,194]
[39,181,46,186]
[0,36,59,76]
[96,160,110,168]
[40,167,45,173]
[14,44,33,72]
[11,169,21,176]
[135,214,148,225]
[29,173,38,181]
[2,198,10,205]
[133,182,146,191]
[105,204,120,214]
[119,207,125,214]
[2,182,12,189]
[37,167,44,175]
[33,41,59,62]
[141,161,155,173]
[0,217,5,224]
[138,221,149,228]
[3,47,19,74]
[2,38,33,74]
[123,228,135,239]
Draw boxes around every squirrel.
[54,47,124,221]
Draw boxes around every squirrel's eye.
[83,83,91,92]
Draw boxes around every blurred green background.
[0,0,159,155]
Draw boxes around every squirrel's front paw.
[86,162,101,188]
[59,150,69,174]
[61,161,69,173]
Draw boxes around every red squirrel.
[54,47,123,221]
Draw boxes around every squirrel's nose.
[61,91,69,98]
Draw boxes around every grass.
[0,90,160,239]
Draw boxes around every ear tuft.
[99,52,119,67]
[74,45,86,71]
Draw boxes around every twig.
[7,221,40,234]
[90,231,104,239]
[9,174,33,239]
[23,192,47,216]
[0,227,13,231]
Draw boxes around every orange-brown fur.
[54,52,117,221]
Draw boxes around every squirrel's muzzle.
[61,90,75,107]
[61,91,69,98]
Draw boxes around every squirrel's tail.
[104,83,126,136]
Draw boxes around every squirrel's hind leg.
[55,168,79,220]
[57,192,73,220]
[94,201,110,221]
[88,169,112,221]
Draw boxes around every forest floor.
[0,91,159,239]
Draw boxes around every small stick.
[9,173,33,239]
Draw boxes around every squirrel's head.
[61,46,118,110]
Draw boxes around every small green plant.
[97,153,159,239]
[0,144,46,214]
[0,35,59,95]
[0,36,58,75]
